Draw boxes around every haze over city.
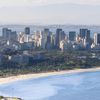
[0,0,100,25]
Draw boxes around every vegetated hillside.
[0,50,100,77]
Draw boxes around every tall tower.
[2,28,17,41]
[94,33,100,45]
[80,29,90,39]
[55,29,65,48]
[69,31,76,41]
[25,27,30,35]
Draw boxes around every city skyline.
[0,0,100,25]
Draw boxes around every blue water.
[0,71,100,100]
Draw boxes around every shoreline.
[0,67,100,85]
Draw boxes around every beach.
[0,67,100,85]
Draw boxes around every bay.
[0,71,100,100]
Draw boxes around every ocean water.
[0,71,100,100]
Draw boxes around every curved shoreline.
[0,67,100,85]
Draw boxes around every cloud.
[0,0,100,7]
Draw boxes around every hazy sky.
[0,0,100,25]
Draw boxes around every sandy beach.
[0,67,100,85]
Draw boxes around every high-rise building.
[60,31,66,41]
[55,29,62,47]
[2,28,11,39]
[25,27,30,35]
[79,29,91,46]
[55,29,66,48]
[94,33,100,45]
[39,29,50,49]
[80,29,87,38]
[85,30,91,43]
[69,31,76,41]
[80,29,90,39]
[2,28,17,41]
[18,32,25,43]
[44,28,49,34]
[11,31,17,41]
